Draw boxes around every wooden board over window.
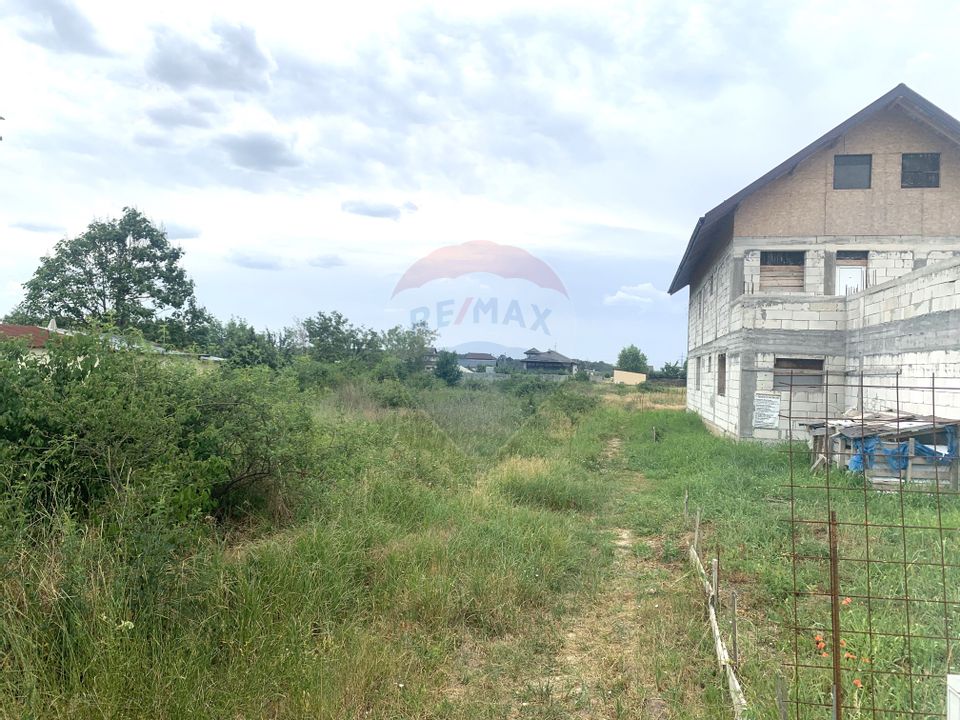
[773,357,823,390]
[759,251,805,292]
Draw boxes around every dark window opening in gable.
[759,251,805,292]
[837,250,868,263]
[902,153,940,188]
[717,353,726,396]
[760,252,804,266]
[834,154,872,189]
[773,357,824,390]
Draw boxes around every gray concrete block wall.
[686,234,960,437]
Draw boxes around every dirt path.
[509,440,672,719]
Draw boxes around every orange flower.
[861,657,871,663]
[821,652,829,657]
[844,652,856,660]
[814,634,824,642]
[853,678,863,689]
[840,639,846,647]
[817,641,826,650]
[842,597,852,606]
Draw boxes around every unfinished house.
[669,84,960,456]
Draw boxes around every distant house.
[0,323,51,353]
[458,352,497,369]
[521,348,577,374]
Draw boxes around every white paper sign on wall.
[753,392,781,429]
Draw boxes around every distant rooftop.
[524,349,573,364]
[0,324,50,348]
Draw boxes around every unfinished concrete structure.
[669,84,960,439]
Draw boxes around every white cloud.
[603,282,670,306]
[5,0,960,362]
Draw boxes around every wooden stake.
[693,509,701,554]
[684,489,689,520]
[731,591,739,667]
[906,437,915,485]
[711,558,719,609]
[775,677,788,720]
[716,546,721,615]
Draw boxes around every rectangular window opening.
[836,250,868,294]
[834,154,872,189]
[773,357,824,390]
[718,353,726,396]
[759,251,805,292]
[902,152,940,188]
[695,357,702,391]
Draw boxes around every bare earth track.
[506,438,674,719]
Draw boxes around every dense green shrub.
[0,335,316,523]
[369,379,414,408]
[549,386,600,420]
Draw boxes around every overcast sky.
[2,0,959,364]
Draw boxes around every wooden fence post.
[731,591,739,667]
[776,676,788,720]
[693,509,701,555]
[711,559,719,609]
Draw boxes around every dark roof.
[460,352,497,361]
[524,347,541,355]
[523,350,573,364]
[0,324,50,348]
[668,84,960,294]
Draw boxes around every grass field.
[612,406,960,718]
[2,378,955,719]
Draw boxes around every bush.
[370,379,414,408]
[0,335,317,523]
[549,387,599,420]
[434,351,461,386]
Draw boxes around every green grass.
[0,381,616,719]
[7,376,950,719]
[611,407,960,719]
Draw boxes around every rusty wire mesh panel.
[784,371,960,719]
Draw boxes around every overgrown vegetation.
[0,333,624,718]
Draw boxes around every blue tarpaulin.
[847,425,958,473]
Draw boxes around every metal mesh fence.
[784,370,960,719]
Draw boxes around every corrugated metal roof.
[668,83,960,294]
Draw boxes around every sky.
[2,0,959,365]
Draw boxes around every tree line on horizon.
[4,207,684,379]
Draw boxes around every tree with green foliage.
[434,350,462,386]
[13,208,202,333]
[301,311,382,365]
[380,322,436,378]
[616,344,650,374]
[658,359,687,379]
[218,318,283,369]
